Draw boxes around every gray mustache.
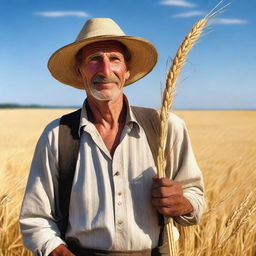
[92,75,119,84]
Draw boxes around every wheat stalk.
[156,18,207,256]
[225,189,255,227]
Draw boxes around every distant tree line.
[0,103,78,109]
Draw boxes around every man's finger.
[151,196,177,207]
[151,177,175,188]
[151,186,173,198]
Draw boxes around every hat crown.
[76,18,126,42]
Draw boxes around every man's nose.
[99,56,112,76]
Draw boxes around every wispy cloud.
[172,10,206,18]
[159,0,195,7]
[34,11,89,18]
[211,18,248,25]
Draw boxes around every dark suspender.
[58,108,81,239]
[58,107,164,243]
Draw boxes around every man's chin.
[89,88,122,102]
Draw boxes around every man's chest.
[71,127,157,212]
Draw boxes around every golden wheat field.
[0,109,255,256]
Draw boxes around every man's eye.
[89,56,101,62]
[111,56,121,61]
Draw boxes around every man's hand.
[49,244,75,256]
[151,177,193,217]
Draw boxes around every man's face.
[77,41,130,101]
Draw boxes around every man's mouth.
[93,81,117,85]
[92,75,119,85]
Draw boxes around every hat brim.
[48,35,158,89]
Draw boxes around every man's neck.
[86,94,126,129]
[86,93,127,156]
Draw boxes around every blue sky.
[0,0,255,109]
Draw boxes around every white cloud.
[34,11,89,18]
[159,0,195,7]
[211,18,248,25]
[172,10,206,18]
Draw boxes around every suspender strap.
[58,108,81,239]
[131,106,160,165]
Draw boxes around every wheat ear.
[225,189,255,227]
[157,18,207,178]
[156,18,207,256]
[216,203,256,249]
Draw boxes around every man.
[19,18,204,256]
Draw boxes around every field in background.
[0,109,255,256]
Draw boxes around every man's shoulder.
[42,109,81,136]
[43,118,60,134]
[41,109,82,143]
[163,112,186,142]
[39,118,61,145]
[168,112,186,128]
[131,105,157,115]
[131,106,186,129]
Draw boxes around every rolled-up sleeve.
[165,113,205,225]
[19,119,65,256]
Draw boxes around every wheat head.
[225,189,255,227]
[157,18,207,179]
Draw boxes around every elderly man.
[19,18,204,256]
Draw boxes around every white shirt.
[19,98,204,256]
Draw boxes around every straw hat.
[48,18,158,89]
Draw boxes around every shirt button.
[117,202,122,206]
[115,171,120,176]
[117,192,122,196]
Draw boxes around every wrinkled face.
[77,41,130,101]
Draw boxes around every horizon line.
[0,103,255,111]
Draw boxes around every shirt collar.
[79,100,90,137]
[78,95,141,137]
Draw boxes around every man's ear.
[125,70,130,81]
[75,65,83,82]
